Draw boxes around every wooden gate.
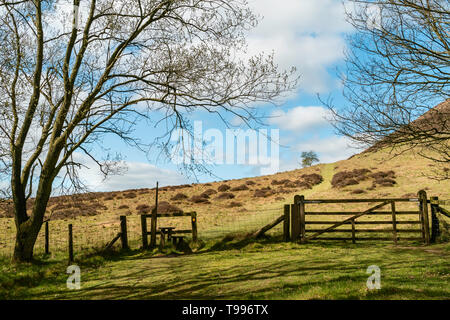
[289,190,431,244]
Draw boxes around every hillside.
[0,142,449,222]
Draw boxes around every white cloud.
[73,153,188,192]
[270,106,332,132]
[247,0,352,93]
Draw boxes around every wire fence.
[0,206,285,259]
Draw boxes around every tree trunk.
[13,219,41,262]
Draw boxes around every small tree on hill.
[300,151,319,168]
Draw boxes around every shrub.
[295,180,312,189]
[253,189,275,198]
[301,173,323,186]
[118,205,129,210]
[171,193,188,201]
[284,181,297,188]
[216,192,235,200]
[245,180,256,185]
[331,169,371,188]
[218,184,231,192]
[151,201,183,213]
[123,192,137,199]
[351,189,366,194]
[371,170,396,180]
[227,201,243,208]
[374,178,396,187]
[136,204,151,214]
[230,184,249,191]
[202,189,217,197]
[191,195,210,203]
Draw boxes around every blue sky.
[78,0,363,191]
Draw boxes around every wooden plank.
[143,212,193,218]
[306,229,422,233]
[249,215,285,239]
[105,232,121,250]
[172,230,192,234]
[430,199,450,205]
[313,238,423,241]
[439,206,450,218]
[305,220,421,225]
[304,211,420,215]
[391,202,398,245]
[283,204,290,242]
[303,198,419,204]
[305,201,390,241]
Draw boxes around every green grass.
[1,238,449,300]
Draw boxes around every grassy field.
[1,238,449,300]
[0,145,449,300]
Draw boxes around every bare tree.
[326,0,449,175]
[0,0,298,262]
[300,151,319,168]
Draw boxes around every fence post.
[430,196,440,243]
[45,221,50,255]
[191,211,198,242]
[141,214,148,249]
[291,195,301,242]
[283,204,290,242]
[391,201,398,245]
[68,224,74,263]
[351,218,356,244]
[120,215,129,250]
[150,209,157,248]
[150,182,159,248]
[299,195,306,243]
[418,190,430,245]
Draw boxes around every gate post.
[283,204,290,241]
[418,190,430,245]
[299,195,306,243]
[430,196,440,243]
[291,196,301,242]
